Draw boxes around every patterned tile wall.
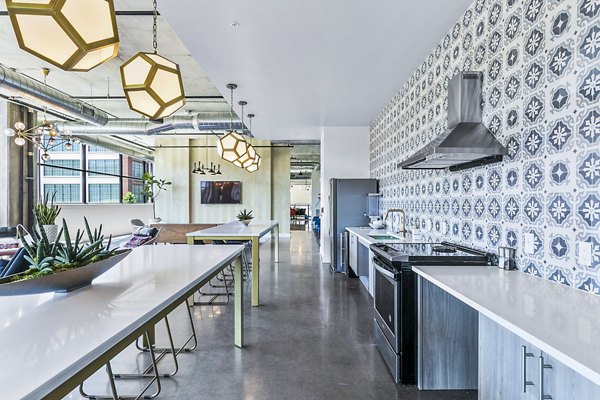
[369,0,600,294]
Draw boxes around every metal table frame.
[186,221,280,307]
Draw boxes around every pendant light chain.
[240,102,245,132]
[152,0,158,54]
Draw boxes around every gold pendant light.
[245,113,262,173]
[6,0,119,72]
[217,84,251,164]
[120,0,185,120]
[232,101,257,168]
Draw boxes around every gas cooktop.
[370,241,496,266]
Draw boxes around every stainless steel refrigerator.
[329,178,378,273]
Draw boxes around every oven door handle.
[374,262,396,280]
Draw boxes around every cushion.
[134,227,158,237]
[122,235,154,249]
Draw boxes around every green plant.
[123,191,137,203]
[236,209,254,221]
[141,172,171,202]
[34,192,61,225]
[14,217,116,282]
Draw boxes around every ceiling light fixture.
[6,0,119,72]
[232,101,257,168]
[245,113,262,173]
[120,0,185,120]
[3,69,74,160]
[217,83,251,164]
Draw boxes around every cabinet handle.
[522,345,534,392]
[539,355,553,400]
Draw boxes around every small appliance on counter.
[370,241,497,384]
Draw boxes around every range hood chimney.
[398,71,507,171]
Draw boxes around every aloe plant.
[34,192,61,225]
[13,217,117,282]
[236,209,254,221]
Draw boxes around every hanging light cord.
[152,0,158,54]
[240,103,245,133]
[229,86,234,131]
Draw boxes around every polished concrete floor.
[68,231,476,399]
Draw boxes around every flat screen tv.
[201,181,242,204]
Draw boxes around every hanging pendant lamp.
[6,0,119,72]
[217,84,251,164]
[120,0,185,120]
[232,101,257,168]
[245,113,262,173]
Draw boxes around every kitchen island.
[413,265,600,399]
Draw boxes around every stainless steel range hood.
[399,71,507,171]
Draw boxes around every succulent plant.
[34,192,61,225]
[14,217,116,282]
[236,209,254,221]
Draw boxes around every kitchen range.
[370,241,496,384]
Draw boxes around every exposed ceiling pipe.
[56,114,250,136]
[0,64,109,125]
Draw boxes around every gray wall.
[370,0,599,294]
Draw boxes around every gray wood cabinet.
[479,315,600,400]
[419,278,478,390]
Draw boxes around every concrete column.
[0,100,8,227]
[271,147,291,235]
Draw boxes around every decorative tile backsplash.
[369,0,600,294]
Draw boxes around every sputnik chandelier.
[3,69,75,161]
[193,135,222,176]
[245,114,262,173]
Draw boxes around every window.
[44,138,81,153]
[43,160,81,176]
[87,145,109,152]
[43,184,81,203]
[132,160,145,178]
[131,182,145,203]
[88,159,120,176]
[88,184,120,203]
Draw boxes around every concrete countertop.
[413,265,600,386]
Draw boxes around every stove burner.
[432,245,456,253]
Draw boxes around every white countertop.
[0,244,243,399]
[187,220,278,238]
[413,265,600,386]
[346,226,426,245]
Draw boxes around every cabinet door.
[542,353,600,400]
[479,315,539,400]
[349,234,358,272]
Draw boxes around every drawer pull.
[539,355,553,400]
[522,345,534,393]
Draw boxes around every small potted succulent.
[34,192,61,242]
[236,209,254,226]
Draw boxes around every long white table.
[187,220,280,306]
[0,244,244,400]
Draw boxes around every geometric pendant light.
[245,114,262,173]
[217,83,251,164]
[232,101,257,168]
[6,0,120,72]
[120,0,185,120]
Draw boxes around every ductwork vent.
[0,64,109,126]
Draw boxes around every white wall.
[59,203,154,237]
[319,126,370,263]
[310,170,320,217]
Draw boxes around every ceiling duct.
[0,64,109,125]
[56,114,248,136]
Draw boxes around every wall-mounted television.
[201,181,242,204]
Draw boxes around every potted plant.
[122,191,137,204]
[34,192,61,242]
[0,217,130,295]
[236,209,254,225]
[142,172,171,223]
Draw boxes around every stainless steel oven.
[373,257,399,351]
